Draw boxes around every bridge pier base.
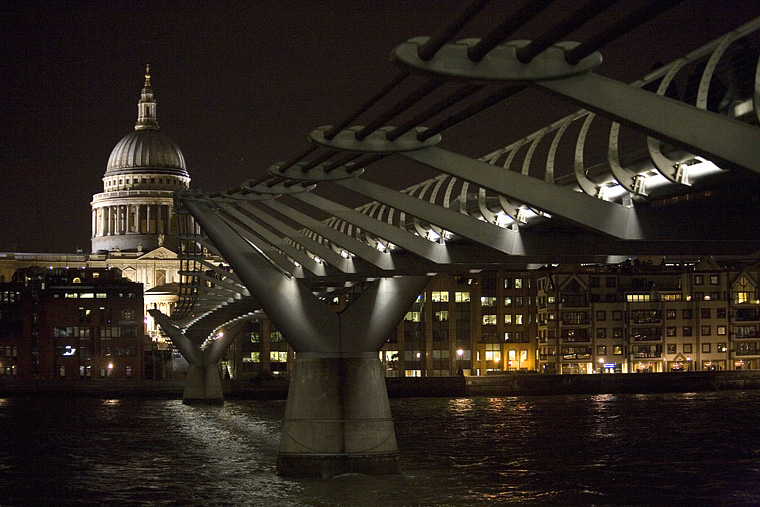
[183,364,225,405]
[276,353,399,478]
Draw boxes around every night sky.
[2,0,758,253]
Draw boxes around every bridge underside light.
[495,213,513,228]
[687,157,722,178]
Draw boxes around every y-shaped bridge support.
[182,198,429,477]
[149,309,238,405]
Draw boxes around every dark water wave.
[1,391,759,506]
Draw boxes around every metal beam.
[537,72,760,174]
[215,203,324,276]
[293,191,453,264]
[261,199,396,270]
[335,177,522,254]
[404,146,641,239]
[228,200,355,272]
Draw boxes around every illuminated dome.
[91,65,190,254]
[106,129,187,177]
[105,66,188,178]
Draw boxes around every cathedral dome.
[106,128,187,177]
[104,65,189,179]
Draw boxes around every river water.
[1,391,759,506]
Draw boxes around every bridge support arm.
[537,72,760,175]
[149,309,225,405]
[403,146,641,238]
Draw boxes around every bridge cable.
[516,0,620,64]
[323,73,409,141]
[468,0,558,62]
[418,85,526,141]
[386,83,484,141]
[355,78,446,141]
[417,0,492,61]
[564,0,685,64]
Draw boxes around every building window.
[435,311,449,321]
[683,326,693,336]
[514,278,523,289]
[270,351,288,362]
[613,345,623,355]
[701,326,711,336]
[432,291,449,302]
[504,296,512,307]
[483,315,497,325]
[667,327,677,337]
[606,277,616,288]
[733,275,756,304]
[596,345,606,355]
[504,315,512,325]
[597,328,606,339]
[666,309,676,319]
[667,343,677,354]
[596,310,606,321]
[683,309,692,319]
[717,343,727,353]
[710,275,719,285]
[717,308,727,319]
[702,343,711,353]
[404,312,420,322]
[515,314,523,325]
[480,296,496,306]
[454,291,470,303]
[613,311,623,321]
[613,328,623,338]
[684,344,693,354]
[701,308,711,319]
[695,275,704,285]
[717,326,727,335]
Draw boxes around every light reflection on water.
[0,391,759,505]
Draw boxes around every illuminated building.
[0,267,143,380]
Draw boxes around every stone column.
[117,205,123,235]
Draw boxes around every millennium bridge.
[149,1,760,477]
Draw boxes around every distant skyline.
[2,0,758,253]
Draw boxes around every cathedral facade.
[0,67,188,344]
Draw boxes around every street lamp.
[456,348,464,376]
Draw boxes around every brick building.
[0,267,144,380]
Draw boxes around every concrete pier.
[149,309,237,405]
[277,353,398,477]
[183,364,225,405]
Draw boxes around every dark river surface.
[1,391,759,506]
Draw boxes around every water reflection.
[0,392,759,505]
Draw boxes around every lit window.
[483,315,497,325]
[431,291,449,303]
[504,315,512,325]
[404,312,421,322]
[455,291,470,303]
